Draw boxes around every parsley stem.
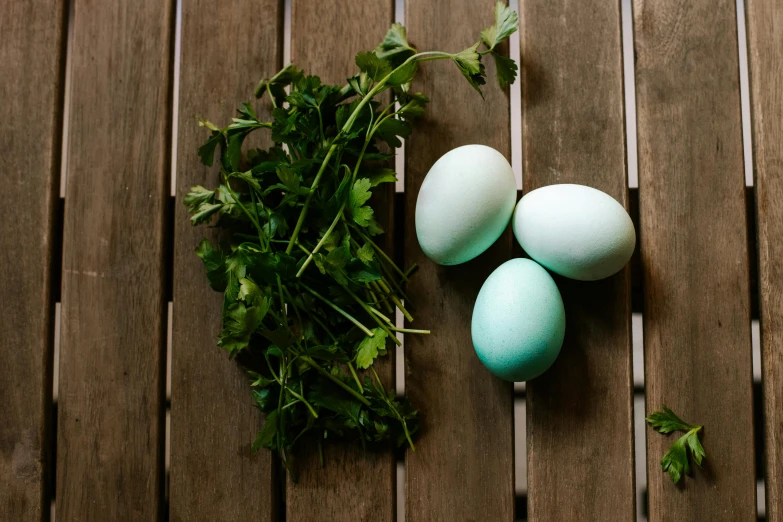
[369,366,415,450]
[354,229,409,282]
[347,361,364,393]
[277,275,287,320]
[296,134,372,277]
[339,283,402,346]
[388,326,430,335]
[376,278,413,322]
[283,285,329,342]
[286,387,318,418]
[341,51,451,134]
[369,281,394,313]
[286,143,339,253]
[266,83,278,109]
[222,172,263,233]
[368,306,392,324]
[277,356,288,467]
[299,282,375,337]
[296,207,344,277]
[300,355,371,407]
[248,188,269,250]
[264,352,281,383]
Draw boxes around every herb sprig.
[186,3,518,477]
[646,405,706,484]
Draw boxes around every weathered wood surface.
[287,1,397,520]
[520,1,635,520]
[168,1,282,521]
[0,0,64,520]
[56,0,173,519]
[634,0,756,520]
[404,1,515,520]
[746,0,783,519]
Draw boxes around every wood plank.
[519,1,635,520]
[404,1,515,520]
[169,1,282,520]
[56,0,173,519]
[745,0,783,519]
[633,1,756,520]
[0,1,64,519]
[286,2,396,520]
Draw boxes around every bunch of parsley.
[185,3,518,475]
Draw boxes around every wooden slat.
[286,2,396,520]
[404,1,514,520]
[0,1,64,519]
[169,1,282,521]
[746,0,783,519]
[56,0,173,519]
[520,1,635,520]
[634,1,756,520]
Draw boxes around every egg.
[471,258,565,382]
[513,184,635,281]
[415,144,516,265]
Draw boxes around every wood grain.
[519,1,635,520]
[56,0,172,519]
[0,1,64,520]
[634,0,756,520]
[404,1,515,520]
[287,2,397,520]
[745,0,783,519]
[168,1,282,521]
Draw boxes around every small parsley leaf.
[646,405,706,484]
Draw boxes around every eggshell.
[415,144,516,265]
[513,184,635,281]
[471,258,565,382]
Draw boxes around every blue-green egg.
[471,258,565,382]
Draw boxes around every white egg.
[512,184,635,281]
[415,145,517,265]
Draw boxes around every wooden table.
[1,0,780,520]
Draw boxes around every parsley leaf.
[646,405,706,484]
[194,238,227,291]
[492,51,518,89]
[356,328,388,369]
[349,178,375,227]
[453,42,487,97]
[374,23,416,65]
[374,118,411,148]
[355,51,392,82]
[481,1,519,50]
[357,243,375,264]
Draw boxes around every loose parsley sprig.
[185,3,518,478]
[646,405,706,484]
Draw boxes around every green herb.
[185,3,518,478]
[646,405,706,484]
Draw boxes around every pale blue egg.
[513,184,635,281]
[471,258,565,382]
[415,144,517,265]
